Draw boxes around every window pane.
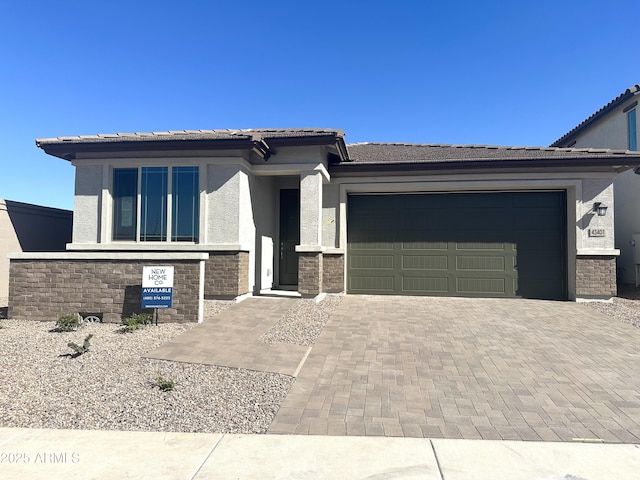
[629,109,637,151]
[172,166,199,242]
[141,167,168,241]
[112,168,138,241]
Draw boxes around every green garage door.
[347,192,567,299]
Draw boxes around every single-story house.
[8,129,640,322]
[551,84,640,284]
[1,199,72,305]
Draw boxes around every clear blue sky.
[1,0,638,210]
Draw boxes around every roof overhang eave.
[36,132,350,162]
[329,157,640,174]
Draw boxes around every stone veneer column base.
[298,252,323,296]
[575,255,617,299]
[204,252,249,298]
[322,253,345,293]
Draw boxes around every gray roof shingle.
[346,142,638,164]
[36,128,345,146]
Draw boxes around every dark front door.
[279,189,300,286]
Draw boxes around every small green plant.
[68,334,93,357]
[122,313,154,332]
[56,313,82,332]
[155,372,175,392]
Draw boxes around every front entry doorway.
[279,189,300,286]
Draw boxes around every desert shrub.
[56,314,82,332]
[155,372,175,392]
[122,313,153,332]
[68,334,93,357]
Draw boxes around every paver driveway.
[269,296,640,442]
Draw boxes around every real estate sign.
[142,266,174,308]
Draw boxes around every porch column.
[296,170,325,296]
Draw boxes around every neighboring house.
[551,84,640,284]
[8,129,640,322]
[1,199,72,304]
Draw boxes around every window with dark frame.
[628,108,637,151]
[112,166,199,242]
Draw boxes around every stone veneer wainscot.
[8,252,206,323]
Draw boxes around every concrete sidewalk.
[1,428,638,479]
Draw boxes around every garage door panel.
[515,235,563,251]
[349,214,398,232]
[402,255,448,270]
[456,277,507,294]
[401,211,452,231]
[402,277,449,293]
[347,192,566,299]
[516,252,565,275]
[512,192,561,208]
[457,210,508,230]
[515,277,565,300]
[349,276,395,292]
[402,241,448,250]
[514,210,564,231]
[456,242,506,251]
[350,255,394,270]
[349,241,395,251]
[456,256,506,271]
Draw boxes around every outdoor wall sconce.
[593,202,608,216]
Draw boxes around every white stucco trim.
[198,259,205,323]
[576,249,620,256]
[253,163,330,182]
[324,248,345,254]
[66,243,251,251]
[9,252,210,260]
[295,245,326,253]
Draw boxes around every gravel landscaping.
[260,294,343,345]
[581,285,640,328]
[0,289,636,434]
[0,296,341,434]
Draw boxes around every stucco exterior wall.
[571,113,631,150]
[0,200,22,305]
[579,178,615,251]
[322,182,340,249]
[559,96,639,283]
[300,170,323,247]
[207,163,244,245]
[612,170,640,282]
[73,164,102,243]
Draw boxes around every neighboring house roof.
[550,84,640,147]
[334,142,640,172]
[36,128,348,162]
